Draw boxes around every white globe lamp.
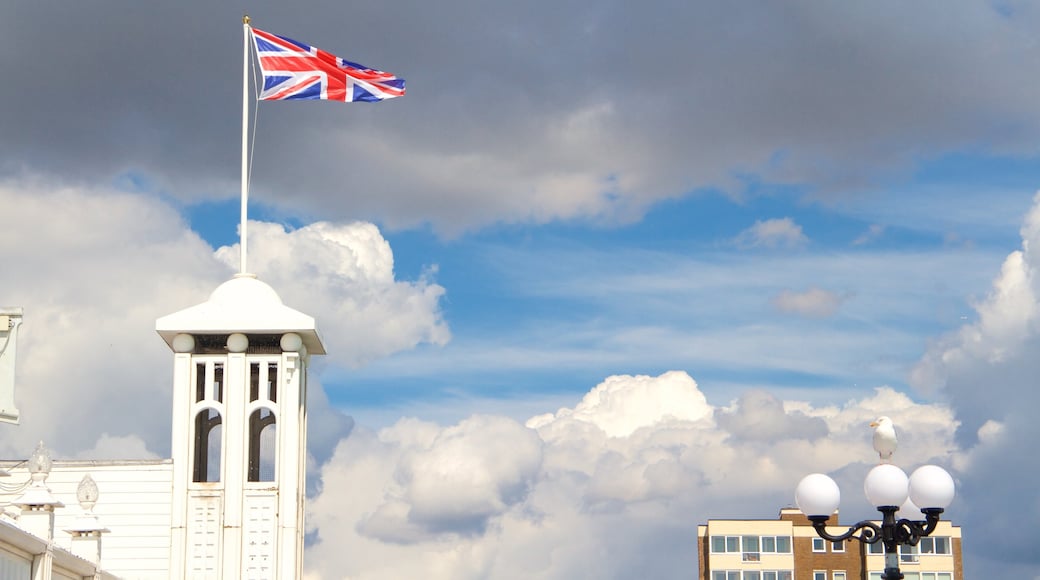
[908,465,955,510]
[864,464,909,508]
[795,473,841,518]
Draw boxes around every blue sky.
[175,152,1035,432]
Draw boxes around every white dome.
[208,275,284,308]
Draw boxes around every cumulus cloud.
[358,415,543,541]
[214,221,450,366]
[0,180,224,459]
[305,371,958,579]
[527,371,713,438]
[771,287,849,318]
[735,218,809,249]
[910,191,1040,570]
[716,390,828,441]
[0,178,445,461]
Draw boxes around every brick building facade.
[697,508,962,580]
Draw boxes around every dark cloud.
[908,194,1040,575]
[717,389,828,441]
[4,2,1040,232]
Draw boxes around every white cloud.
[214,220,451,367]
[852,223,886,245]
[771,287,848,318]
[909,191,1040,571]
[73,434,161,460]
[304,371,958,579]
[735,218,809,249]
[0,179,445,461]
[527,371,713,438]
[357,415,543,541]
[716,390,827,441]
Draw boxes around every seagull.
[871,416,897,463]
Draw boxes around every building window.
[710,536,741,553]
[869,574,931,580]
[760,535,791,553]
[713,572,790,580]
[812,537,826,552]
[247,407,277,482]
[813,572,826,580]
[195,361,224,403]
[868,541,884,554]
[249,361,277,403]
[742,535,760,562]
[919,537,951,555]
[192,408,222,482]
[192,360,227,483]
[247,360,279,483]
[833,572,846,580]
[831,540,844,552]
[900,544,920,564]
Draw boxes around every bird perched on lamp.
[870,416,897,463]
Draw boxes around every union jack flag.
[250,28,405,103]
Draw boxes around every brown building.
[696,508,963,580]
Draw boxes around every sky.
[3,1,1040,577]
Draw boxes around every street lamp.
[795,464,955,580]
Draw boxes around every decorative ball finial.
[77,474,100,513]
[28,441,53,482]
[871,416,898,464]
[243,14,251,25]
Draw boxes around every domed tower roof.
[155,274,325,354]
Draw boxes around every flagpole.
[240,15,251,275]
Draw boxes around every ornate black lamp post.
[795,464,955,580]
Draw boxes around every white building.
[1,272,325,579]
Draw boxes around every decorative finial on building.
[67,474,109,536]
[66,474,109,562]
[78,474,100,514]
[15,441,63,510]
[27,440,52,484]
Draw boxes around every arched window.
[247,408,276,482]
[193,408,223,482]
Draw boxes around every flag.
[250,28,405,103]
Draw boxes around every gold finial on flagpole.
[243,14,251,25]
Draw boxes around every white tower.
[156,274,325,580]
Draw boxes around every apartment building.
[697,508,962,580]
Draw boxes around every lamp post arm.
[893,508,944,546]
[807,516,883,545]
